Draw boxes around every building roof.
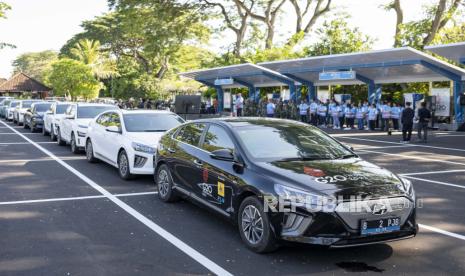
[425,42,465,64]
[180,63,297,88]
[0,72,51,93]
[259,47,465,85]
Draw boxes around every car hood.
[126,132,164,147]
[75,118,93,127]
[255,158,405,198]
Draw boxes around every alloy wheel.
[158,169,170,198]
[241,205,264,245]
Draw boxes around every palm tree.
[70,39,117,79]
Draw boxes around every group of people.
[235,94,432,143]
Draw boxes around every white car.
[56,103,118,153]
[6,100,20,121]
[85,109,185,179]
[43,102,73,141]
[13,100,42,125]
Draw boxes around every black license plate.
[361,217,401,235]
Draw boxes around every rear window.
[56,104,70,114]
[10,102,19,107]
[34,103,52,112]
[22,101,35,108]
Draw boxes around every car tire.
[50,125,57,141]
[70,133,80,154]
[42,125,48,136]
[56,128,66,146]
[23,121,28,129]
[117,150,134,180]
[31,125,36,132]
[238,196,278,253]
[85,139,98,163]
[156,164,179,203]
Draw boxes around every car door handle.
[193,159,203,166]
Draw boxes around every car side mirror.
[26,108,31,113]
[65,114,74,119]
[210,149,234,162]
[106,125,122,134]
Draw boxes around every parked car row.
[1,99,418,253]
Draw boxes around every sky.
[0,0,429,78]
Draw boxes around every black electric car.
[24,102,52,132]
[154,118,417,253]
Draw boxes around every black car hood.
[255,158,405,198]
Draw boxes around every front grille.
[335,197,413,230]
[134,155,147,168]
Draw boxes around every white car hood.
[75,118,93,128]
[126,132,164,147]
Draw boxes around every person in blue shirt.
[390,102,401,130]
[331,102,341,129]
[381,102,392,131]
[318,100,328,127]
[298,99,309,123]
[266,99,276,117]
[345,103,356,129]
[309,99,318,126]
[368,103,378,130]
[355,103,365,130]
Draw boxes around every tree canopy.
[12,50,58,83]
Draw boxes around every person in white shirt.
[236,93,244,117]
[298,99,309,123]
[309,99,318,126]
[266,99,276,117]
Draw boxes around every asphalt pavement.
[1,118,465,275]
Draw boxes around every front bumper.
[31,119,44,128]
[130,152,155,175]
[275,197,418,247]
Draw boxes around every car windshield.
[123,113,185,132]
[34,103,52,112]
[2,100,11,106]
[77,106,117,119]
[234,120,354,161]
[10,102,19,107]
[22,101,35,108]
[56,104,70,114]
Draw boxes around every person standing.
[236,93,244,117]
[417,101,432,143]
[391,103,401,130]
[381,102,392,132]
[331,103,341,129]
[356,103,364,130]
[266,99,276,118]
[298,99,309,123]
[368,104,378,131]
[401,102,415,143]
[318,101,327,127]
[345,104,355,129]
[309,99,318,126]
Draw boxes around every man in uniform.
[401,102,415,143]
[309,99,318,126]
[391,102,401,130]
[368,103,378,131]
[299,99,309,123]
[345,103,356,129]
[381,102,392,132]
[317,100,327,128]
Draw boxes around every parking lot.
[1,117,465,275]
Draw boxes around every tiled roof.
[0,72,51,92]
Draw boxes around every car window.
[77,106,117,119]
[108,113,121,128]
[34,103,52,113]
[176,123,205,147]
[123,113,184,132]
[96,113,111,126]
[202,125,235,153]
[56,104,69,114]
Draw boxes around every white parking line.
[0,120,232,276]
[0,156,86,163]
[0,142,55,145]
[401,175,465,189]
[400,169,465,176]
[357,149,465,166]
[0,132,37,135]
[0,191,158,206]
[339,136,465,153]
[420,224,465,241]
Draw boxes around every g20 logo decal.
[315,175,347,184]
[198,183,213,195]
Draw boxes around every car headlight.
[77,130,87,137]
[274,184,335,211]
[78,124,88,128]
[399,177,414,197]
[132,142,156,154]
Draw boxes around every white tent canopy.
[426,42,465,64]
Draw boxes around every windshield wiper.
[143,129,166,132]
[337,154,358,159]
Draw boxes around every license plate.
[361,217,401,235]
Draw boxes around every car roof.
[74,103,117,107]
[119,109,174,115]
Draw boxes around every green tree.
[0,1,15,49]
[69,39,117,79]
[12,50,58,82]
[48,59,101,100]
[304,15,375,56]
